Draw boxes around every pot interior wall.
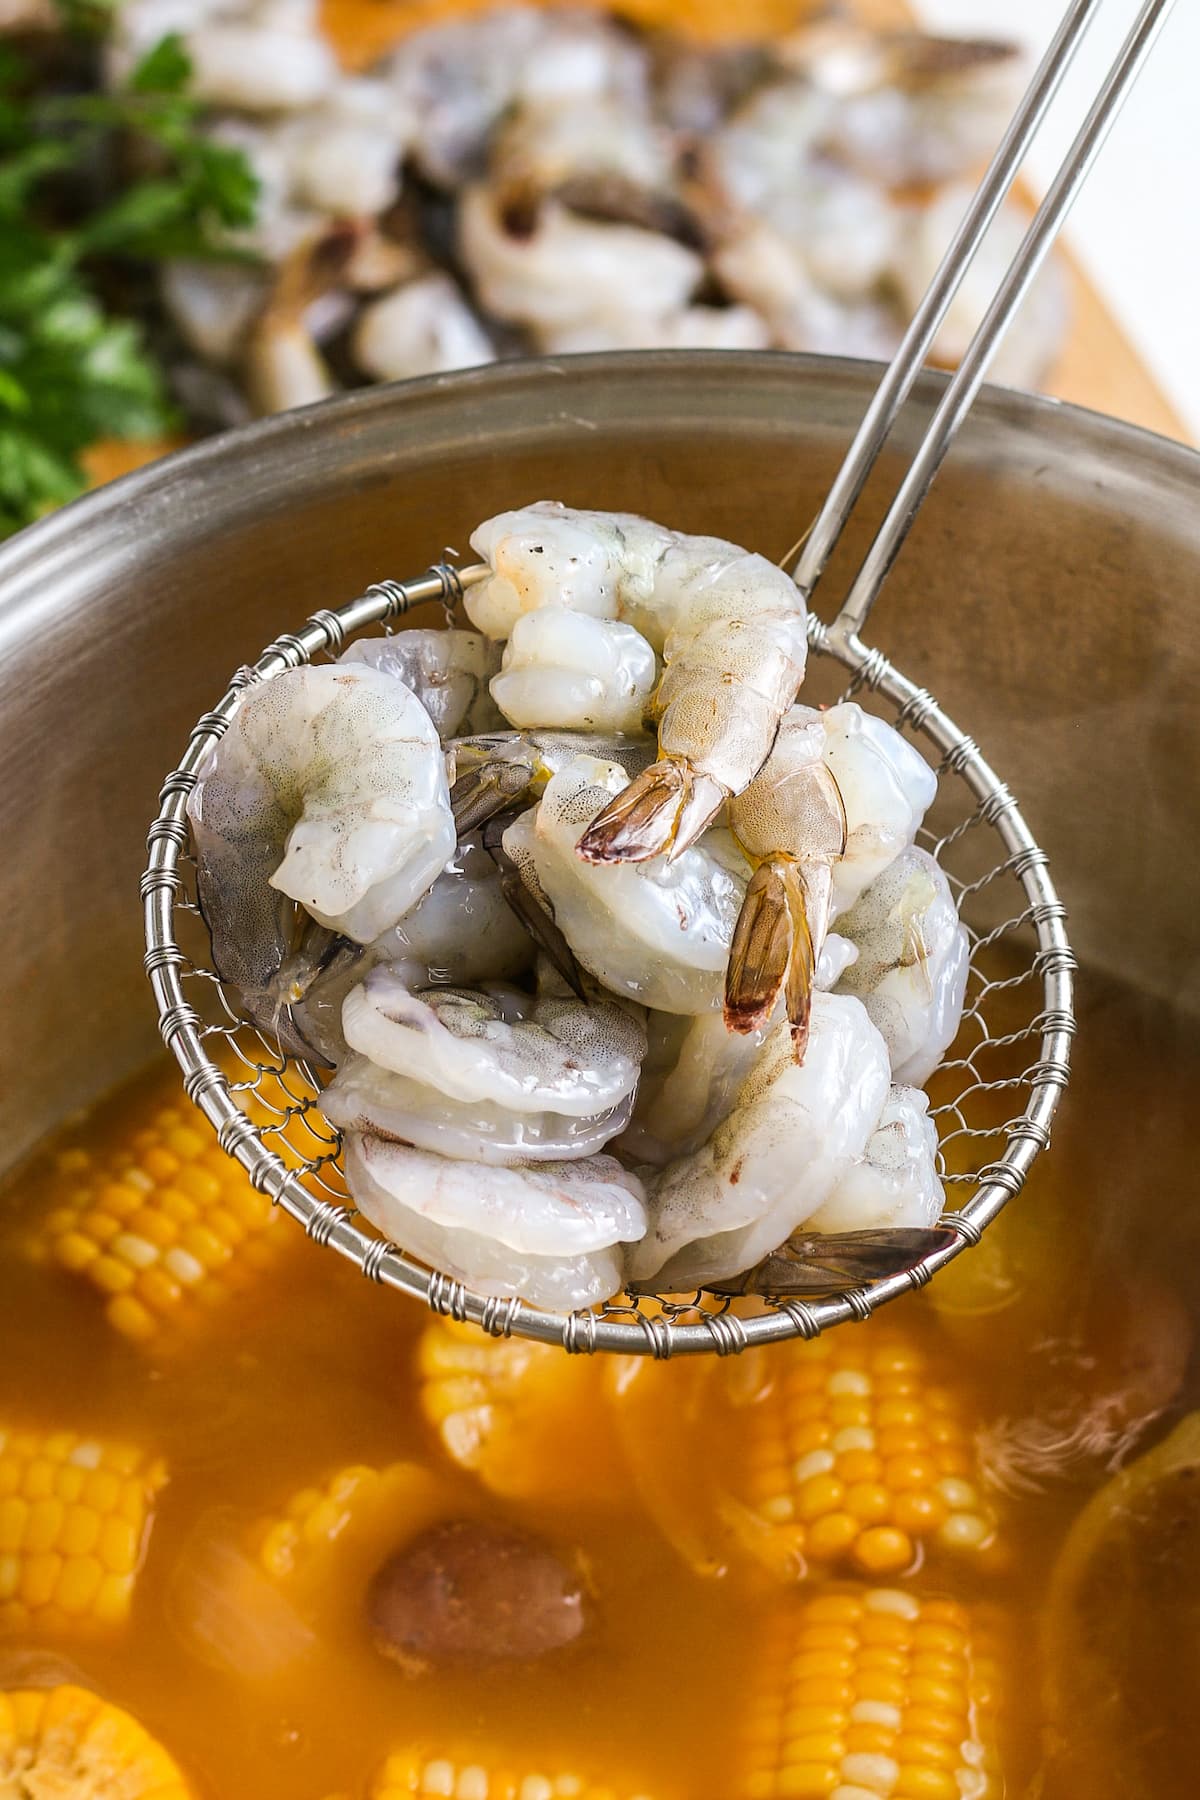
[2,354,1197,1168]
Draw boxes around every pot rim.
[2,350,1197,595]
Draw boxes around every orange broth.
[1,968,1197,1798]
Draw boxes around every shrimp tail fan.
[575,760,727,864]
[705,1226,961,1297]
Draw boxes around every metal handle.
[794,0,1177,649]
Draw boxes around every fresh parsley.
[0,26,259,538]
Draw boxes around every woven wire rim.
[142,560,1075,1357]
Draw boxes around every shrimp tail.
[575,760,727,864]
[724,856,796,1038]
[450,751,538,835]
[703,1226,961,1297]
[724,858,833,1060]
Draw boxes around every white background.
[913,0,1200,440]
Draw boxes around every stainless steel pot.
[2,352,1197,1170]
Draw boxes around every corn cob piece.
[730,1327,999,1579]
[35,1075,287,1345]
[0,1427,167,1632]
[418,1318,616,1505]
[362,1747,661,1799]
[252,1460,457,1601]
[742,1587,1005,1800]
[0,1683,192,1797]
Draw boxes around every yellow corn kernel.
[364,1748,662,1799]
[0,1683,193,1795]
[33,1067,288,1345]
[741,1589,1006,1800]
[729,1323,999,1578]
[417,1316,615,1505]
[250,1461,455,1615]
[0,1425,166,1632]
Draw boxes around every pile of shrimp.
[102,0,1067,424]
[189,502,970,1312]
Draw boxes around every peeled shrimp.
[891,187,1068,389]
[619,1011,771,1169]
[187,663,455,1005]
[835,846,970,1086]
[341,629,504,742]
[325,960,646,1165]
[536,305,770,356]
[712,221,902,361]
[490,609,659,735]
[345,1133,647,1312]
[724,708,847,1048]
[351,275,495,385]
[341,967,647,1119]
[385,7,648,191]
[503,755,750,1015]
[820,703,938,915]
[490,95,680,228]
[627,992,892,1293]
[458,187,703,339]
[467,503,809,861]
[109,0,337,114]
[781,24,1024,188]
[804,1084,944,1233]
[370,830,534,991]
[699,81,901,303]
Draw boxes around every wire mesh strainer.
[138,0,1180,1355]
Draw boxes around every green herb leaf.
[130,31,193,96]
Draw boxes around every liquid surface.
[0,968,1197,1798]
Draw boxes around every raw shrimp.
[242,225,365,415]
[340,630,504,742]
[780,23,1024,187]
[466,503,810,860]
[712,221,902,361]
[489,96,683,235]
[385,7,649,191]
[627,992,892,1293]
[698,81,901,303]
[537,305,770,356]
[891,187,1068,389]
[835,846,970,1086]
[458,187,703,339]
[449,729,655,836]
[351,275,495,385]
[724,708,847,1049]
[324,949,644,1164]
[340,967,647,1119]
[108,0,338,114]
[344,1133,647,1312]
[819,703,938,915]
[622,934,860,1166]
[490,609,660,735]
[324,1054,638,1167]
[187,663,455,1003]
[502,755,750,1015]
[804,1084,944,1233]
[371,831,534,990]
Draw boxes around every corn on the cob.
[0,1427,167,1632]
[252,1460,456,1599]
[730,1327,999,1579]
[418,1318,615,1505]
[0,1684,192,1796]
[35,1074,286,1345]
[742,1587,1005,1800]
[361,1747,661,1799]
